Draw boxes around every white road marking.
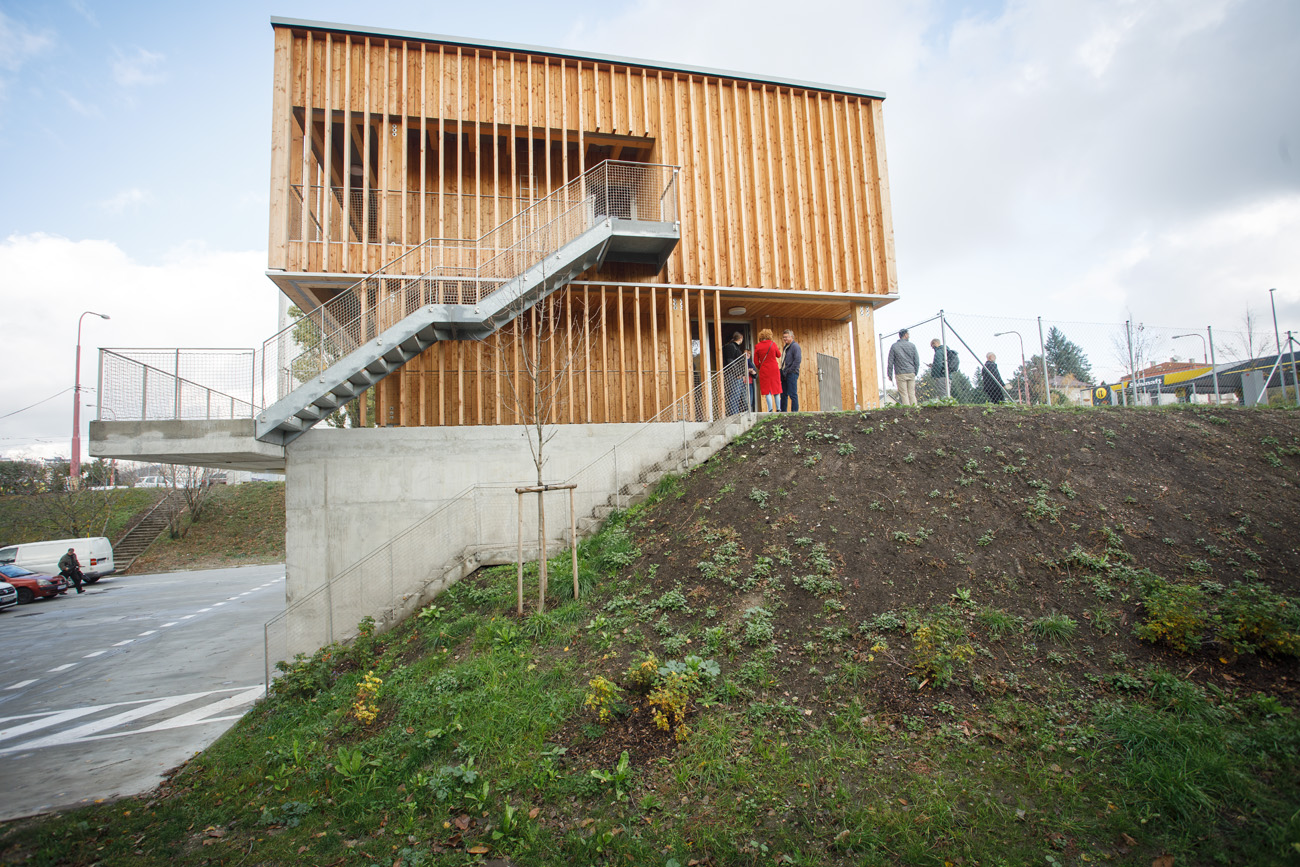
[49,663,76,672]
[5,680,37,691]
[112,639,133,647]
[138,630,156,636]
[0,687,262,755]
[161,622,178,628]
[83,650,107,658]
[213,602,226,606]
[0,704,117,740]
[180,615,195,620]
[130,686,264,733]
[197,608,211,612]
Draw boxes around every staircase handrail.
[262,161,678,405]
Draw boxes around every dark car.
[0,564,68,604]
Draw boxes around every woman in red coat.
[753,328,783,412]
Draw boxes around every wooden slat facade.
[268,21,898,420]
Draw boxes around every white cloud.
[111,46,164,87]
[100,187,150,213]
[0,234,276,462]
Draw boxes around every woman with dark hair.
[753,328,782,412]
[721,331,749,415]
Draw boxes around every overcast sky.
[2,0,1297,460]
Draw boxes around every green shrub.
[910,605,975,688]
[1134,578,1209,653]
[1218,582,1300,657]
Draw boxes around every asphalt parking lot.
[0,564,285,820]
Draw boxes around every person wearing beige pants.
[895,373,917,406]
[886,329,921,406]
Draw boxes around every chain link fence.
[878,311,1300,408]
[97,348,262,422]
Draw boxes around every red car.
[0,564,69,604]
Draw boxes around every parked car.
[0,580,16,611]
[207,472,228,485]
[0,565,68,604]
[0,537,115,583]
[135,476,168,488]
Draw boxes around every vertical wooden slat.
[868,99,898,296]
[616,286,627,422]
[634,286,644,420]
[649,286,661,414]
[268,28,292,270]
[815,94,840,292]
[582,285,592,423]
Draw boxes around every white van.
[135,476,168,488]
[0,537,116,584]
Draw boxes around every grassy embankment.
[1,406,1298,867]
[0,488,162,546]
[0,483,285,571]
[129,482,286,572]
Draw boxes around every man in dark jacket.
[979,352,1007,403]
[58,547,85,594]
[779,330,802,412]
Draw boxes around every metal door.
[817,353,842,411]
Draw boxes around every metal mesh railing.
[877,311,1300,408]
[266,161,679,404]
[262,352,748,681]
[98,348,262,422]
[288,187,538,245]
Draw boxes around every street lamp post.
[1173,333,1207,364]
[71,311,111,485]
[994,330,1029,404]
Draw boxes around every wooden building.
[267,17,898,427]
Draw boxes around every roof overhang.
[270,16,886,102]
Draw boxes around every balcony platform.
[90,419,286,472]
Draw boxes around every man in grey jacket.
[886,329,920,405]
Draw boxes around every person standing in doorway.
[779,330,802,412]
[753,328,782,412]
[721,331,749,415]
[887,329,920,405]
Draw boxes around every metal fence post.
[1038,317,1051,406]
[1207,326,1221,405]
[1126,321,1137,406]
[613,445,621,511]
[939,310,951,399]
[174,348,182,418]
[1284,332,1294,408]
[142,365,149,418]
[96,350,104,421]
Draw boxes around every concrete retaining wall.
[283,422,712,605]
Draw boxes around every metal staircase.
[256,161,679,446]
